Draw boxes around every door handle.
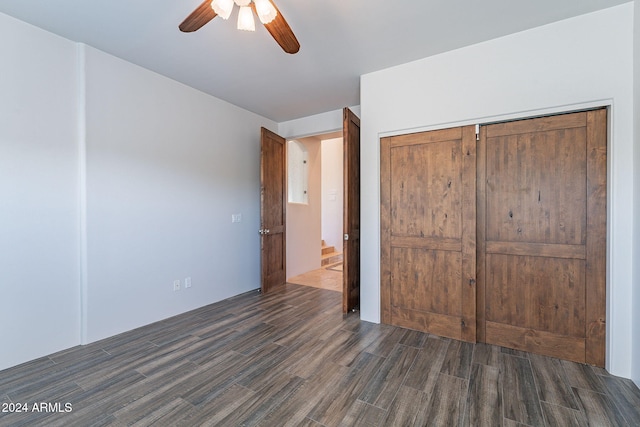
[344,233,349,241]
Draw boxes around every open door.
[343,108,361,313]
[260,127,287,293]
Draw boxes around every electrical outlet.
[173,280,181,291]
[185,277,192,288]
[232,213,242,223]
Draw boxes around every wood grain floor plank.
[332,323,389,367]
[403,336,449,393]
[472,342,501,367]
[229,322,278,355]
[561,359,607,393]
[541,402,586,427]
[125,397,194,427]
[502,354,545,426]
[529,353,580,410]
[46,370,150,427]
[272,311,345,347]
[362,326,408,358]
[464,363,501,427]
[47,343,109,365]
[306,351,385,426]
[0,357,56,391]
[358,344,419,410]
[132,335,204,377]
[600,375,640,425]
[298,418,326,427]
[216,374,305,426]
[441,339,474,379]
[6,380,81,407]
[503,418,533,427]
[383,385,432,426]
[77,337,198,390]
[502,347,531,359]
[399,329,430,348]
[2,349,112,397]
[257,361,347,426]
[572,386,628,427]
[187,344,290,405]
[236,344,295,392]
[184,328,244,365]
[422,373,469,426]
[286,329,355,379]
[110,362,204,424]
[176,383,258,426]
[339,400,387,426]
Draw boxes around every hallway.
[287,263,343,293]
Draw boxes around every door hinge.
[475,124,480,141]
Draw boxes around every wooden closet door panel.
[381,126,476,342]
[485,129,587,245]
[485,254,586,337]
[391,248,462,316]
[481,109,607,366]
[390,140,463,239]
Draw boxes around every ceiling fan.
[179,0,300,54]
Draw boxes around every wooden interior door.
[381,126,477,342]
[343,108,361,313]
[260,127,286,293]
[477,109,607,366]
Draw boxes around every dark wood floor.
[1,284,639,426]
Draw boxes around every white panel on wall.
[288,140,309,204]
[83,46,276,343]
[361,4,634,378]
[0,12,81,371]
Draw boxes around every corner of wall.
[76,42,89,345]
[632,0,640,389]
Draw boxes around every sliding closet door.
[381,126,477,342]
[477,109,607,366]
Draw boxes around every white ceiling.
[0,0,630,122]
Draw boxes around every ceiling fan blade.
[179,0,217,33]
[256,1,300,54]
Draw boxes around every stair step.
[321,245,335,255]
[321,251,343,266]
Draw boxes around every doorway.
[260,108,360,313]
[286,132,344,292]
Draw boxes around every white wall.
[632,0,640,388]
[0,13,81,371]
[286,137,321,278]
[0,11,278,369]
[361,4,635,378]
[321,137,344,253]
[83,45,276,343]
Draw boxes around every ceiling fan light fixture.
[237,6,256,31]
[254,0,278,24]
[234,0,251,6]
[211,0,234,20]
